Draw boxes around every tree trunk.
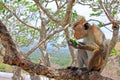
[64,27,77,66]
[39,19,51,66]
[39,46,51,66]
[12,67,24,80]
[30,73,41,80]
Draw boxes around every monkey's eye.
[84,23,90,30]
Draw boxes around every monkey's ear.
[79,17,86,25]
[84,23,91,30]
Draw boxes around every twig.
[99,0,113,23]
[25,25,69,56]
[0,2,40,31]
[88,19,112,32]
[33,0,75,27]
[55,0,59,9]
[77,0,91,6]
[33,0,62,25]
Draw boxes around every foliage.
[90,8,102,17]
[29,48,71,67]
[110,48,117,56]
[0,56,12,72]
[0,63,13,72]
[50,57,71,68]
[13,27,39,47]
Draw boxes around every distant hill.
[20,46,71,67]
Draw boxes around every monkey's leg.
[77,49,88,67]
[88,49,104,72]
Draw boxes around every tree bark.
[30,73,41,80]
[39,20,51,66]
[64,27,77,66]
[12,67,24,80]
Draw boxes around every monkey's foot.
[67,66,89,76]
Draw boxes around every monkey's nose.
[74,34,80,40]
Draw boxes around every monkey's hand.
[68,40,96,51]
[68,39,78,47]
[68,39,85,48]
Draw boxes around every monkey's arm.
[68,40,104,71]
[68,40,99,52]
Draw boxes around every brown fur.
[73,17,107,72]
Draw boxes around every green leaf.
[90,12,101,17]
[98,22,103,27]
[0,6,3,10]
[70,38,78,46]
[18,0,21,2]
[112,9,117,15]
[92,8,98,12]
[3,0,7,2]
[110,48,117,56]
[24,1,29,5]
[71,10,78,22]
[42,0,48,2]
[27,4,37,12]
[97,0,100,2]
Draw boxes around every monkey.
[68,17,108,72]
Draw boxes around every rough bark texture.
[64,27,77,66]
[12,67,24,80]
[30,73,40,80]
[0,20,113,80]
[39,20,50,66]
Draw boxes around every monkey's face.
[73,17,90,39]
[73,24,88,39]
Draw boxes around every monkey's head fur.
[73,17,91,39]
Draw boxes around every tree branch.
[62,0,75,27]
[33,0,75,27]
[99,0,113,22]
[33,0,62,25]
[108,27,119,55]
[77,0,91,6]
[0,2,40,31]
[99,0,120,53]
[88,19,112,32]
[25,25,69,56]
[55,0,59,9]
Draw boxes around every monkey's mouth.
[74,34,85,40]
